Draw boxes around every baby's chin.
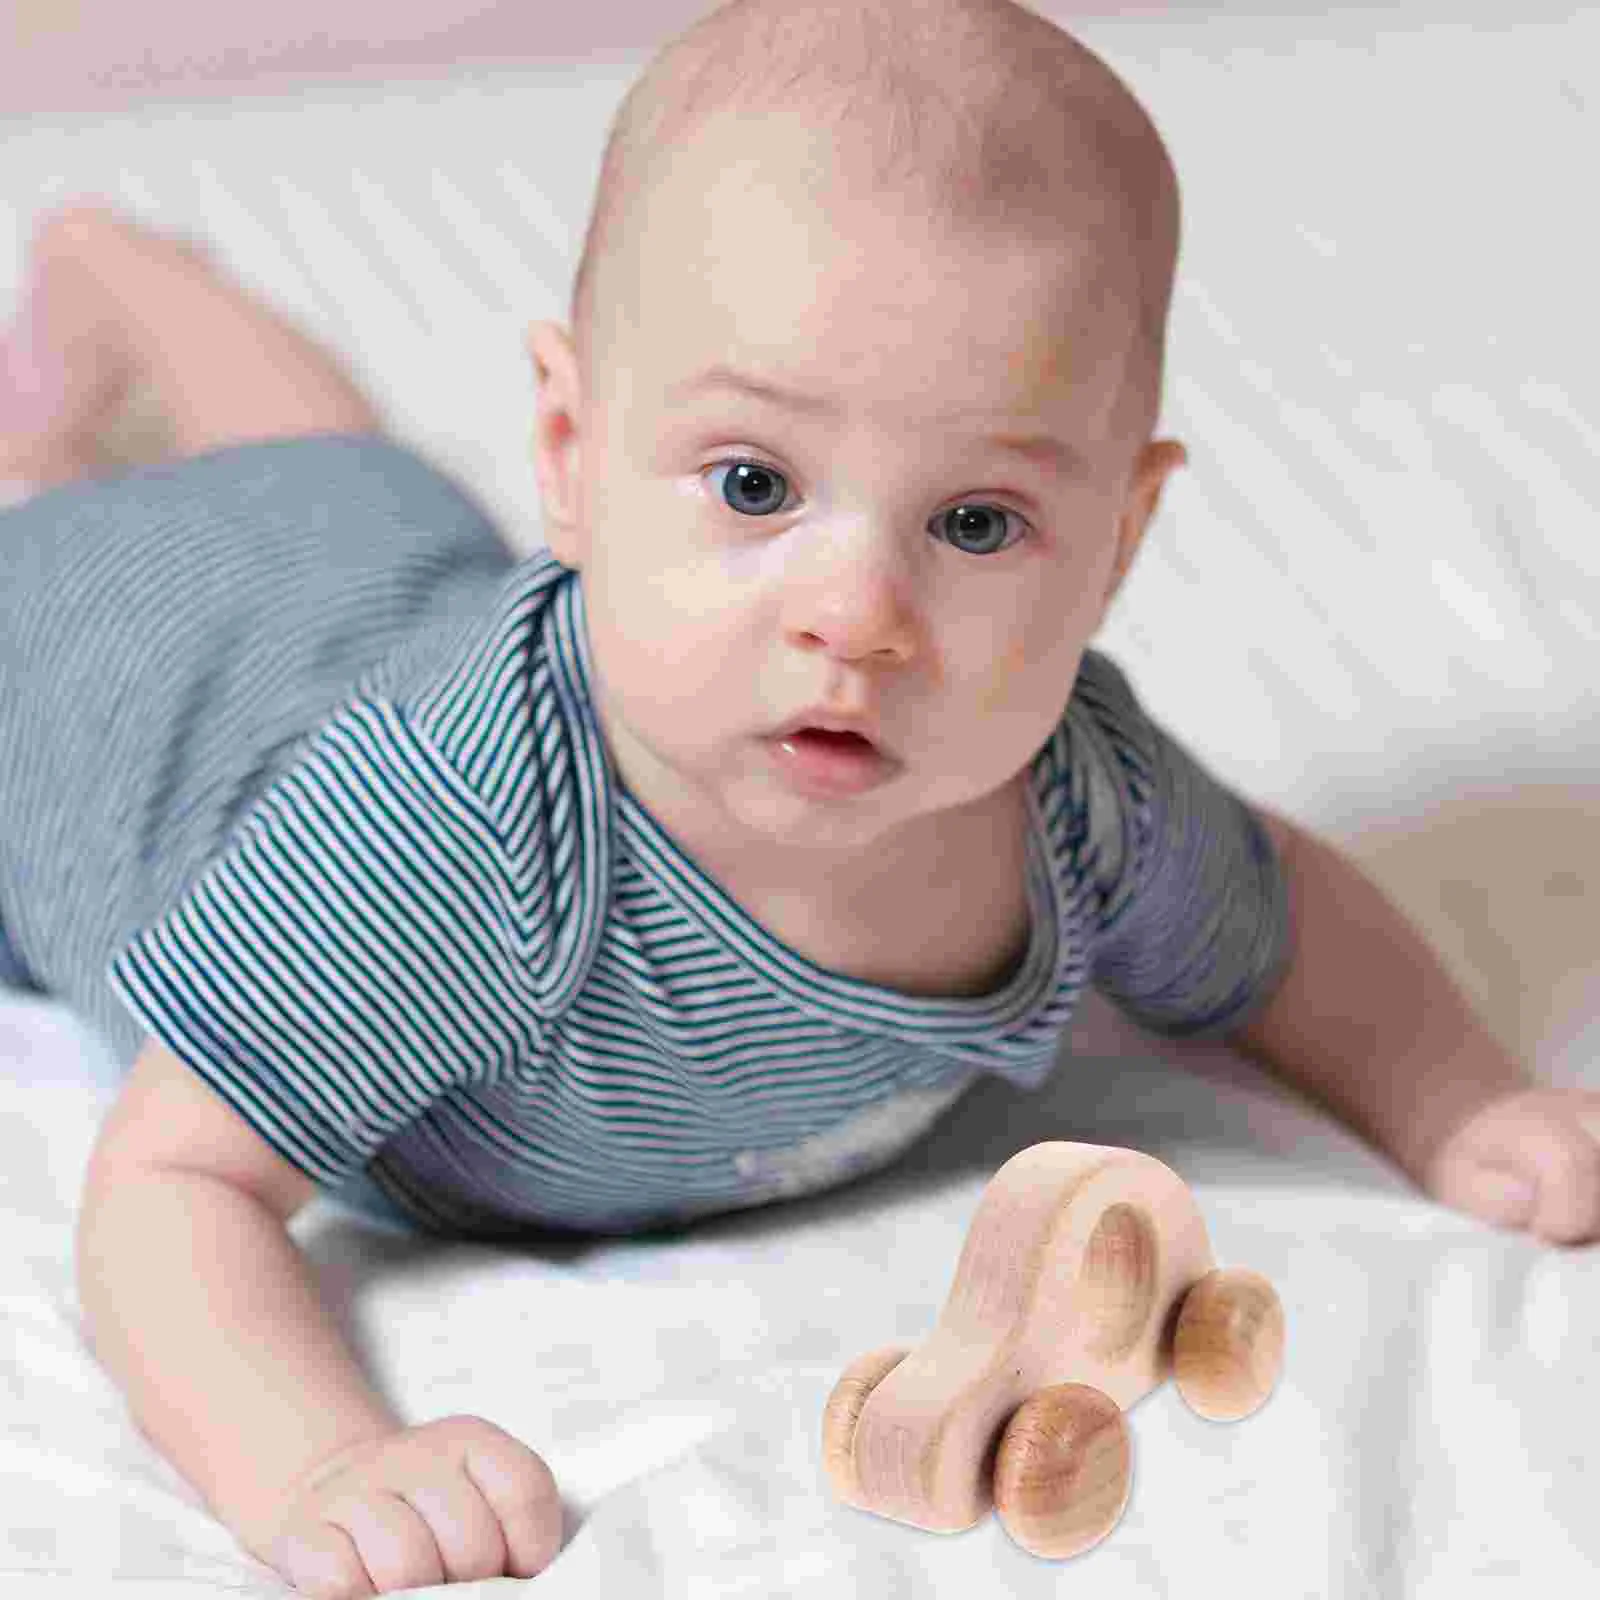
[713,759,914,847]
[715,746,1025,861]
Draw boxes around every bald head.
[569,0,1182,456]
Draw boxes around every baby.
[3,0,1597,1594]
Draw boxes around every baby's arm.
[78,1038,564,1592]
[76,1036,402,1558]
[1231,809,1600,1245]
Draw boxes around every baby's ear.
[524,321,552,384]
[1132,438,1188,518]
[1141,439,1189,483]
[525,321,587,567]
[525,321,584,400]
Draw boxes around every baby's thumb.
[1447,1161,1538,1230]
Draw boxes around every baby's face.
[532,114,1183,886]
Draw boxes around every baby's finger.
[461,1436,564,1578]
[1441,1161,1538,1231]
[272,1519,377,1600]
[395,1469,509,1584]
[326,1489,446,1596]
[1576,1089,1600,1147]
[1519,1110,1600,1247]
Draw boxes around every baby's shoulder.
[1065,648,1147,734]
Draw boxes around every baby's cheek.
[976,636,1029,715]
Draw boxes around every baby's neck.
[698,776,1025,916]
[700,777,1035,998]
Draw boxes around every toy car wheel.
[992,1381,1131,1559]
[1172,1266,1285,1421]
[821,1344,911,1505]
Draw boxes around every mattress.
[3,3,1598,1594]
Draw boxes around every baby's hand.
[258,1415,563,1597]
[1421,1086,1600,1246]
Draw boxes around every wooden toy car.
[821,1140,1285,1559]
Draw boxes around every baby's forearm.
[76,1168,402,1558]
[1228,820,1533,1183]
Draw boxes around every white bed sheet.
[3,4,1599,1595]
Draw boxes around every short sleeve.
[107,695,529,1189]
[1072,652,1294,1041]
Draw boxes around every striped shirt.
[105,544,1292,1238]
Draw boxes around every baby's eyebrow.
[665,365,1090,478]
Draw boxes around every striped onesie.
[0,432,1292,1238]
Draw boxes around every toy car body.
[822,1140,1285,1558]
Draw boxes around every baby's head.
[528,0,1188,877]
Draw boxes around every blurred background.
[1,0,1478,115]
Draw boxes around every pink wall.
[1,2,1172,119]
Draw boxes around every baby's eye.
[934,502,1027,557]
[709,459,793,518]
[702,458,1029,556]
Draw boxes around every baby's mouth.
[763,725,903,794]
[780,726,898,765]
[768,712,893,760]
[794,728,875,751]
